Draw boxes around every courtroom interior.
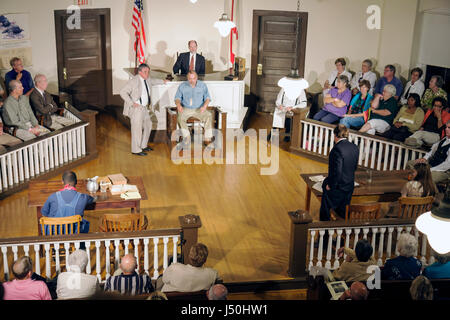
[0,0,449,302]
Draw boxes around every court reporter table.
[28,176,148,235]
[300,170,409,211]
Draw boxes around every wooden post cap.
[288,210,312,224]
[178,214,202,228]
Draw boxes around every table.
[300,170,409,211]
[28,176,148,235]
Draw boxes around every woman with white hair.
[359,84,399,135]
[381,232,422,280]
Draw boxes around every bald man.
[3,256,52,300]
[207,284,228,300]
[339,282,369,300]
[105,254,153,295]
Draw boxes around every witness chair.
[166,106,227,156]
[398,196,434,219]
[331,202,383,221]
[99,213,148,232]
[40,215,82,236]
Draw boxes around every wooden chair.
[330,202,382,221]
[398,196,434,219]
[40,215,82,236]
[99,213,148,232]
[166,106,227,156]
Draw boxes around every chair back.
[398,196,434,219]
[40,215,82,236]
[345,202,382,221]
[101,213,148,232]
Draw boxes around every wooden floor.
[0,111,327,283]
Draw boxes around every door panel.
[251,11,308,113]
[55,9,111,111]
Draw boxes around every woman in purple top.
[314,75,352,124]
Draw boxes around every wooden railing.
[0,105,97,199]
[0,214,202,282]
[293,119,426,171]
[287,211,433,278]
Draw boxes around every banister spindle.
[163,237,169,272]
[309,230,316,271]
[325,229,334,269]
[144,238,150,276]
[153,237,159,279]
[317,230,325,267]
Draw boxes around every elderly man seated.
[207,284,228,300]
[161,243,219,293]
[338,282,369,300]
[332,239,376,282]
[56,249,99,299]
[2,256,52,300]
[104,254,154,295]
[30,74,74,130]
[3,80,50,141]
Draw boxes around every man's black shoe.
[284,136,291,142]
[142,146,153,152]
[267,132,272,142]
[132,152,147,156]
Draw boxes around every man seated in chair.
[3,80,50,141]
[175,70,212,148]
[41,171,94,234]
[30,74,74,130]
[173,40,206,75]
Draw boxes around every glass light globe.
[214,14,235,37]
[278,77,309,100]
[416,211,450,254]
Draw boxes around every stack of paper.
[108,173,127,185]
[120,191,141,200]
[310,175,325,182]
[110,184,139,196]
[312,182,323,192]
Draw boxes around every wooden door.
[54,8,112,111]
[251,11,308,113]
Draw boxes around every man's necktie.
[189,55,194,71]
[144,80,150,105]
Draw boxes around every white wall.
[0,0,426,96]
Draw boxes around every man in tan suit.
[120,64,166,156]
[30,74,74,130]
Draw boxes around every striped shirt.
[104,272,153,295]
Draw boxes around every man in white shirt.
[161,243,218,293]
[56,249,99,300]
[412,120,450,183]
[120,63,166,156]
[350,59,377,96]
[268,82,308,142]
[400,67,425,105]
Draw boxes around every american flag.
[132,0,147,64]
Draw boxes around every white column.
[124,239,130,255]
[153,237,159,279]
[81,127,86,156]
[18,150,24,182]
[12,245,18,261]
[172,236,179,264]
[333,229,343,269]
[48,138,54,169]
[387,227,394,259]
[133,238,140,273]
[421,235,428,266]
[28,145,35,177]
[312,125,318,153]
[23,245,30,257]
[1,246,9,281]
[55,243,61,274]
[324,128,329,155]
[44,139,49,171]
[378,228,386,266]
[23,147,30,180]
[34,244,40,275]
[363,228,369,240]
[7,154,13,186]
[12,152,18,184]
[95,241,101,282]
[316,230,325,267]
[325,229,334,269]
[344,229,351,260]
[44,243,51,279]
[371,228,378,259]
[163,237,169,272]
[395,227,404,256]
[33,144,39,175]
[318,127,324,155]
[143,238,150,276]
[85,241,92,274]
[63,133,68,163]
[114,240,120,270]
[64,242,71,270]
[68,131,73,161]
[105,240,111,278]
[353,229,361,250]
[307,123,313,151]
[38,142,45,173]
[309,230,316,271]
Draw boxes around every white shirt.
[327,69,353,87]
[400,79,425,105]
[350,70,377,95]
[424,137,450,172]
[56,271,99,299]
[35,87,45,97]
[275,87,307,109]
[161,263,218,292]
[136,75,149,106]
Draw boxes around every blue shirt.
[381,256,422,280]
[41,190,94,218]
[374,76,403,98]
[174,80,211,109]
[5,69,34,95]
[423,261,450,279]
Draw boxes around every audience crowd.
[0,57,74,153]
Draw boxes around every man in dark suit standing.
[173,40,206,75]
[320,125,359,221]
